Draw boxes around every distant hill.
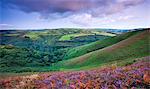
[53,29,150,70]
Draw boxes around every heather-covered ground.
[0,56,149,89]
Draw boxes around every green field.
[24,31,50,40]
[2,33,20,36]
[59,31,116,41]
[59,33,92,41]
[92,31,116,36]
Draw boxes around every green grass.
[59,32,116,41]
[64,30,142,60]
[92,31,116,36]
[3,34,20,36]
[59,33,93,41]
[24,31,49,40]
[0,66,54,73]
[52,29,150,70]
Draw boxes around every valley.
[0,29,115,72]
[0,28,149,89]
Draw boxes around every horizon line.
[0,27,149,30]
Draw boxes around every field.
[59,31,115,41]
[59,33,94,41]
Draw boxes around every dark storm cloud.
[1,0,145,17]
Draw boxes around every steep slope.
[53,29,150,70]
[64,30,142,60]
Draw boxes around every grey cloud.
[2,0,146,18]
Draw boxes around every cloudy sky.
[0,0,150,29]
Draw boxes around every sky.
[0,0,150,30]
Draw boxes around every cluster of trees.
[0,45,50,67]
[0,46,68,72]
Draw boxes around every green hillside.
[64,30,142,60]
[53,29,150,70]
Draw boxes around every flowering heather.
[0,57,150,89]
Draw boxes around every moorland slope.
[64,30,142,60]
[53,29,150,70]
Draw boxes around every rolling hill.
[64,30,142,60]
[0,28,149,89]
[53,29,150,70]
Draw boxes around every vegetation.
[64,29,143,60]
[0,28,149,72]
[0,45,56,72]
[59,31,115,41]
[0,57,149,89]
[0,28,149,88]
[59,33,93,41]
[92,31,116,36]
[53,29,150,70]
[0,29,111,72]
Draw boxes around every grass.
[24,31,49,40]
[64,30,142,60]
[52,29,150,70]
[3,34,20,36]
[59,32,116,41]
[0,72,36,79]
[59,33,93,41]
[92,31,116,36]
[0,66,54,73]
